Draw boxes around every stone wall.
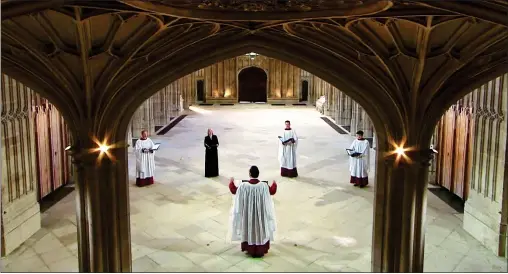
[464,73,508,257]
[1,74,72,256]
[197,54,303,103]
[1,75,41,256]
[128,55,375,145]
[433,73,508,257]
[128,77,187,141]
[312,76,375,145]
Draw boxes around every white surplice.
[349,139,370,178]
[278,129,298,169]
[229,181,277,245]
[135,138,156,179]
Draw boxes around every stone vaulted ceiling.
[1,0,508,142]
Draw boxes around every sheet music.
[153,143,161,150]
[346,149,354,156]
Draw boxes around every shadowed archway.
[2,1,508,272]
[238,67,268,103]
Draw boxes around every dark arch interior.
[196,80,205,102]
[301,80,309,102]
[238,67,268,103]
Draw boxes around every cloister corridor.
[1,105,506,272]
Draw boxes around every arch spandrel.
[110,35,404,149]
[1,0,507,148]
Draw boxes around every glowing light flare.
[99,144,110,153]
[385,136,416,165]
[88,135,121,164]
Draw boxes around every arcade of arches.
[1,0,508,272]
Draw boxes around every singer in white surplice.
[348,130,370,187]
[134,130,156,187]
[278,120,298,178]
[228,166,277,258]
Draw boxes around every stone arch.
[113,38,405,272]
[237,66,268,103]
[420,67,508,147]
[114,36,406,152]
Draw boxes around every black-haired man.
[348,130,370,187]
[228,166,277,257]
[278,120,298,177]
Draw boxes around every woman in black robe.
[204,128,219,177]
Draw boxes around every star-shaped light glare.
[88,135,122,164]
[385,135,415,165]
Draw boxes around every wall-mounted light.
[246,52,259,60]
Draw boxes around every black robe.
[204,135,219,177]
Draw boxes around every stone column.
[152,89,164,128]
[71,140,131,272]
[130,98,154,137]
[126,120,133,147]
[464,73,508,256]
[350,102,361,135]
[341,96,353,130]
[372,146,434,272]
[324,83,333,116]
[361,109,373,137]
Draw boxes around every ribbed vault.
[2,1,508,272]
[2,0,507,144]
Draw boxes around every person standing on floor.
[278,120,298,177]
[228,166,277,258]
[348,130,370,187]
[135,130,156,187]
[204,128,219,177]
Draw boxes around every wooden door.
[34,105,52,199]
[450,109,473,200]
[49,106,64,189]
[440,109,456,190]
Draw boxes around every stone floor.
[1,105,506,272]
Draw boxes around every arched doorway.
[238,67,267,103]
[300,80,309,102]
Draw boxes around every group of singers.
[133,120,370,258]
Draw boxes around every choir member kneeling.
[135,130,156,187]
[229,166,277,258]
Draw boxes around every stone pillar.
[126,120,133,147]
[71,139,131,272]
[350,102,361,135]
[361,109,373,137]
[341,96,353,130]
[464,73,508,257]
[152,89,164,128]
[130,98,154,137]
[1,75,40,256]
[372,146,434,272]
[324,83,333,116]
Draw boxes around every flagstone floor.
[1,105,506,272]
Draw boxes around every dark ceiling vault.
[1,0,508,142]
